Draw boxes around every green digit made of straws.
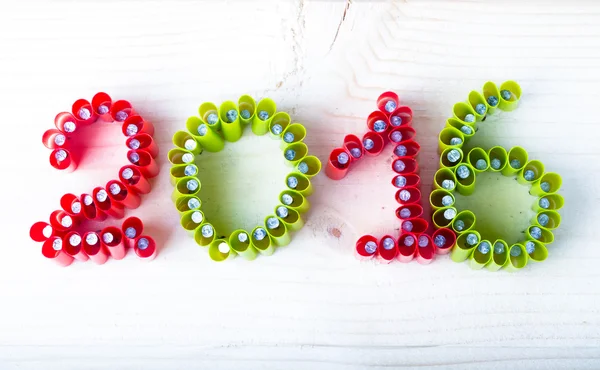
[432,81,564,272]
[168,95,321,262]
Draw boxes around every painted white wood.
[0,0,598,368]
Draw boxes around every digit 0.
[29,93,159,266]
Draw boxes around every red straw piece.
[432,228,457,255]
[366,111,391,138]
[82,232,109,265]
[126,133,159,158]
[42,129,70,150]
[54,112,78,134]
[390,105,413,127]
[392,157,419,175]
[119,165,151,194]
[49,148,77,172]
[71,99,98,125]
[92,187,125,219]
[362,132,384,157]
[127,150,159,178]
[63,231,89,262]
[376,91,399,115]
[397,233,416,262]
[395,204,424,221]
[80,193,107,221]
[391,174,421,189]
[401,218,428,235]
[388,126,416,145]
[30,221,54,242]
[122,115,154,137]
[377,235,398,263]
[121,216,144,249]
[325,148,351,180]
[110,100,136,122]
[343,134,363,162]
[100,226,126,260]
[416,234,435,264]
[392,140,421,158]
[91,92,113,122]
[106,179,141,209]
[355,235,378,260]
[41,236,74,267]
[395,186,422,205]
[134,235,157,260]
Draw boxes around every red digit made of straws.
[29,93,159,266]
[326,91,453,264]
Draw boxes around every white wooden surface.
[1,1,599,369]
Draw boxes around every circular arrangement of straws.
[169,95,321,261]
[432,81,564,271]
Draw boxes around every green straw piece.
[451,230,481,262]
[274,205,304,232]
[505,243,528,272]
[229,230,258,260]
[432,207,457,229]
[219,101,243,142]
[469,240,493,270]
[482,81,501,115]
[175,195,202,214]
[530,172,562,196]
[468,90,488,121]
[280,123,307,150]
[180,209,204,236]
[533,193,564,212]
[285,172,313,196]
[526,239,548,263]
[452,210,476,234]
[170,163,198,186]
[208,239,237,262]
[487,146,508,173]
[486,239,509,271]
[434,167,457,191]
[186,116,225,152]
[199,102,221,131]
[167,148,195,166]
[268,112,291,139]
[172,131,203,155]
[279,189,310,214]
[283,142,308,167]
[467,147,489,173]
[531,210,561,230]
[517,160,544,185]
[238,95,256,125]
[501,146,528,176]
[295,155,321,178]
[498,80,522,112]
[446,118,475,141]
[429,189,455,211]
[526,225,554,244]
[454,163,476,196]
[172,176,201,202]
[252,98,276,135]
[193,222,216,247]
[440,147,464,170]
[438,127,465,155]
[453,101,478,128]
[264,215,291,247]
[250,226,275,255]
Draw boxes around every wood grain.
[1,0,599,369]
